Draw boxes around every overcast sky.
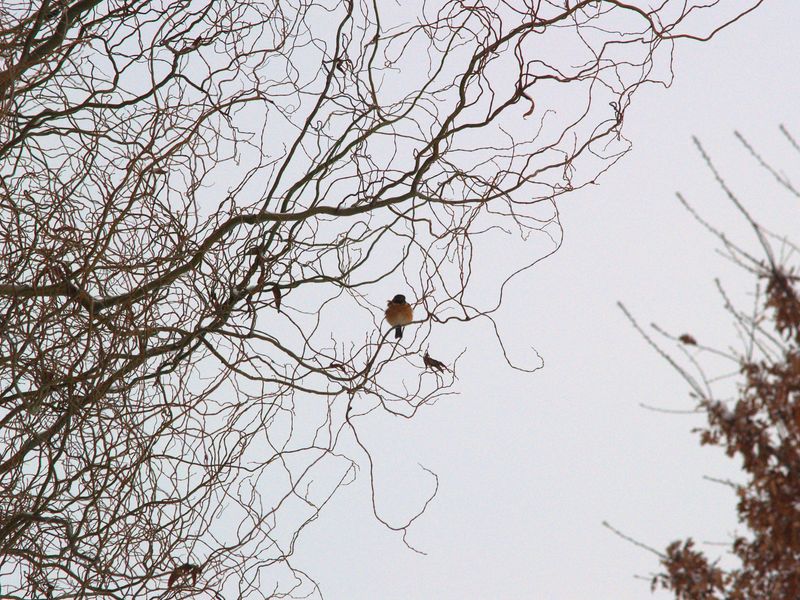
[285,3,800,599]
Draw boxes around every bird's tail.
[394,326,403,340]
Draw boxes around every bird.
[385,294,413,340]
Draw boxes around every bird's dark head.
[391,294,407,304]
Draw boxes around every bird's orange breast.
[385,302,413,327]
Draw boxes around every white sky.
[291,3,800,599]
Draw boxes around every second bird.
[385,294,414,340]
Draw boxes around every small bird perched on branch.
[385,294,413,340]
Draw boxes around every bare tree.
[619,127,800,600]
[0,1,764,597]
